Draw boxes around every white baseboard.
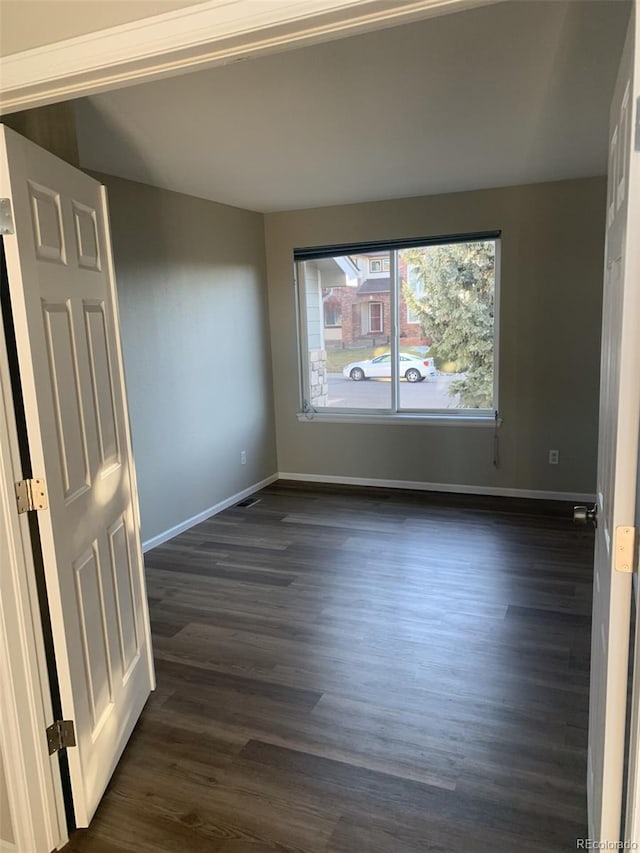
[143,471,594,551]
[142,473,279,552]
[277,471,595,503]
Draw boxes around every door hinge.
[636,97,640,152]
[15,478,48,513]
[614,526,637,574]
[46,719,76,755]
[0,198,14,235]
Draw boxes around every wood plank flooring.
[65,481,594,852]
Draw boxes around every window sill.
[296,412,501,427]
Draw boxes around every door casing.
[0,252,67,853]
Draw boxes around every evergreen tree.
[402,241,495,408]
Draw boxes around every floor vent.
[236,496,261,509]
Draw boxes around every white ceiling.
[74,0,630,213]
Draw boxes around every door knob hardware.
[574,504,598,526]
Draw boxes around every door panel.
[588,5,640,841]
[0,125,154,827]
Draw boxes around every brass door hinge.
[614,526,637,573]
[15,478,48,513]
[46,719,76,755]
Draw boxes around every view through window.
[296,234,499,416]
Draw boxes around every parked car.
[342,352,436,382]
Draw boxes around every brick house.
[299,251,431,406]
[321,253,430,348]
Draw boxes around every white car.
[342,352,436,382]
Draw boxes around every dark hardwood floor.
[66,481,594,852]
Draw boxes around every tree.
[402,241,495,408]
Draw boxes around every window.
[296,231,499,420]
[368,302,383,333]
[368,257,390,274]
[324,304,342,327]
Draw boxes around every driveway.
[327,372,463,409]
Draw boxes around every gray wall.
[96,174,277,544]
[264,177,606,496]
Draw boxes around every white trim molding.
[296,412,499,426]
[0,291,67,851]
[277,471,596,503]
[142,473,279,552]
[143,470,595,554]
[0,0,503,114]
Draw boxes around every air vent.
[236,497,261,509]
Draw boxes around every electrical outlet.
[548,449,559,465]
[240,451,247,465]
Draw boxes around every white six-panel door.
[0,125,154,827]
[588,3,640,841]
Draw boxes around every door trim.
[620,4,640,840]
[0,254,67,853]
[0,0,501,114]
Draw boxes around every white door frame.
[0,277,68,852]
[619,4,640,840]
[0,0,500,114]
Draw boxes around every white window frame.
[295,233,501,425]
[367,301,383,333]
[367,256,390,275]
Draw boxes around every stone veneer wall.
[309,349,328,407]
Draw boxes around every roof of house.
[357,277,390,295]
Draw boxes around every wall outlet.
[548,449,559,465]
[240,450,247,465]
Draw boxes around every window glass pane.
[297,237,497,416]
[368,302,383,333]
[299,253,391,410]
[324,303,341,326]
[405,264,424,324]
[399,239,495,411]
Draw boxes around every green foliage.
[402,241,495,408]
